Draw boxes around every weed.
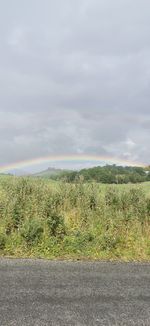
[0,175,149,260]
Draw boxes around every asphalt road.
[0,259,149,326]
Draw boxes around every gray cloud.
[0,0,150,170]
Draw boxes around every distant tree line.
[52,165,150,184]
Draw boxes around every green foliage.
[0,175,149,260]
[47,213,66,237]
[147,172,150,181]
[21,219,43,246]
[100,233,121,251]
[0,233,6,250]
[54,164,149,184]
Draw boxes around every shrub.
[21,219,43,246]
[0,233,6,250]
[47,213,66,237]
[100,233,121,251]
[105,188,120,207]
[147,199,150,215]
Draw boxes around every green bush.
[105,188,120,207]
[47,213,66,237]
[100,233,121,251]
[21,219,43,246]
[0,233,6,250]
[147,199,150,215]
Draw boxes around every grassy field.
[0,175,149,261]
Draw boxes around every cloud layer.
[0,0,150,170]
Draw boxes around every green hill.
[33,167,71,178]
[53,165,150,184]
[32,165,150,184]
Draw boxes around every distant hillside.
[53,165,150,184]
[33,167,71,178]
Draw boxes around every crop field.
[0,175,149,261]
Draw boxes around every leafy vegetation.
[52,165,150,184]
[0,175,149,260]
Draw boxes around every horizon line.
[0,154,147,173]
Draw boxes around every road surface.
[0,259,150,326]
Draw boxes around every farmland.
[0,175,149,261]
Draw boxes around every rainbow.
[0,154,146,173]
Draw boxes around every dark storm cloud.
[0,0,150,169]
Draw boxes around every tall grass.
[0,176,149,260]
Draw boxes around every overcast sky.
[0,0,150,171]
